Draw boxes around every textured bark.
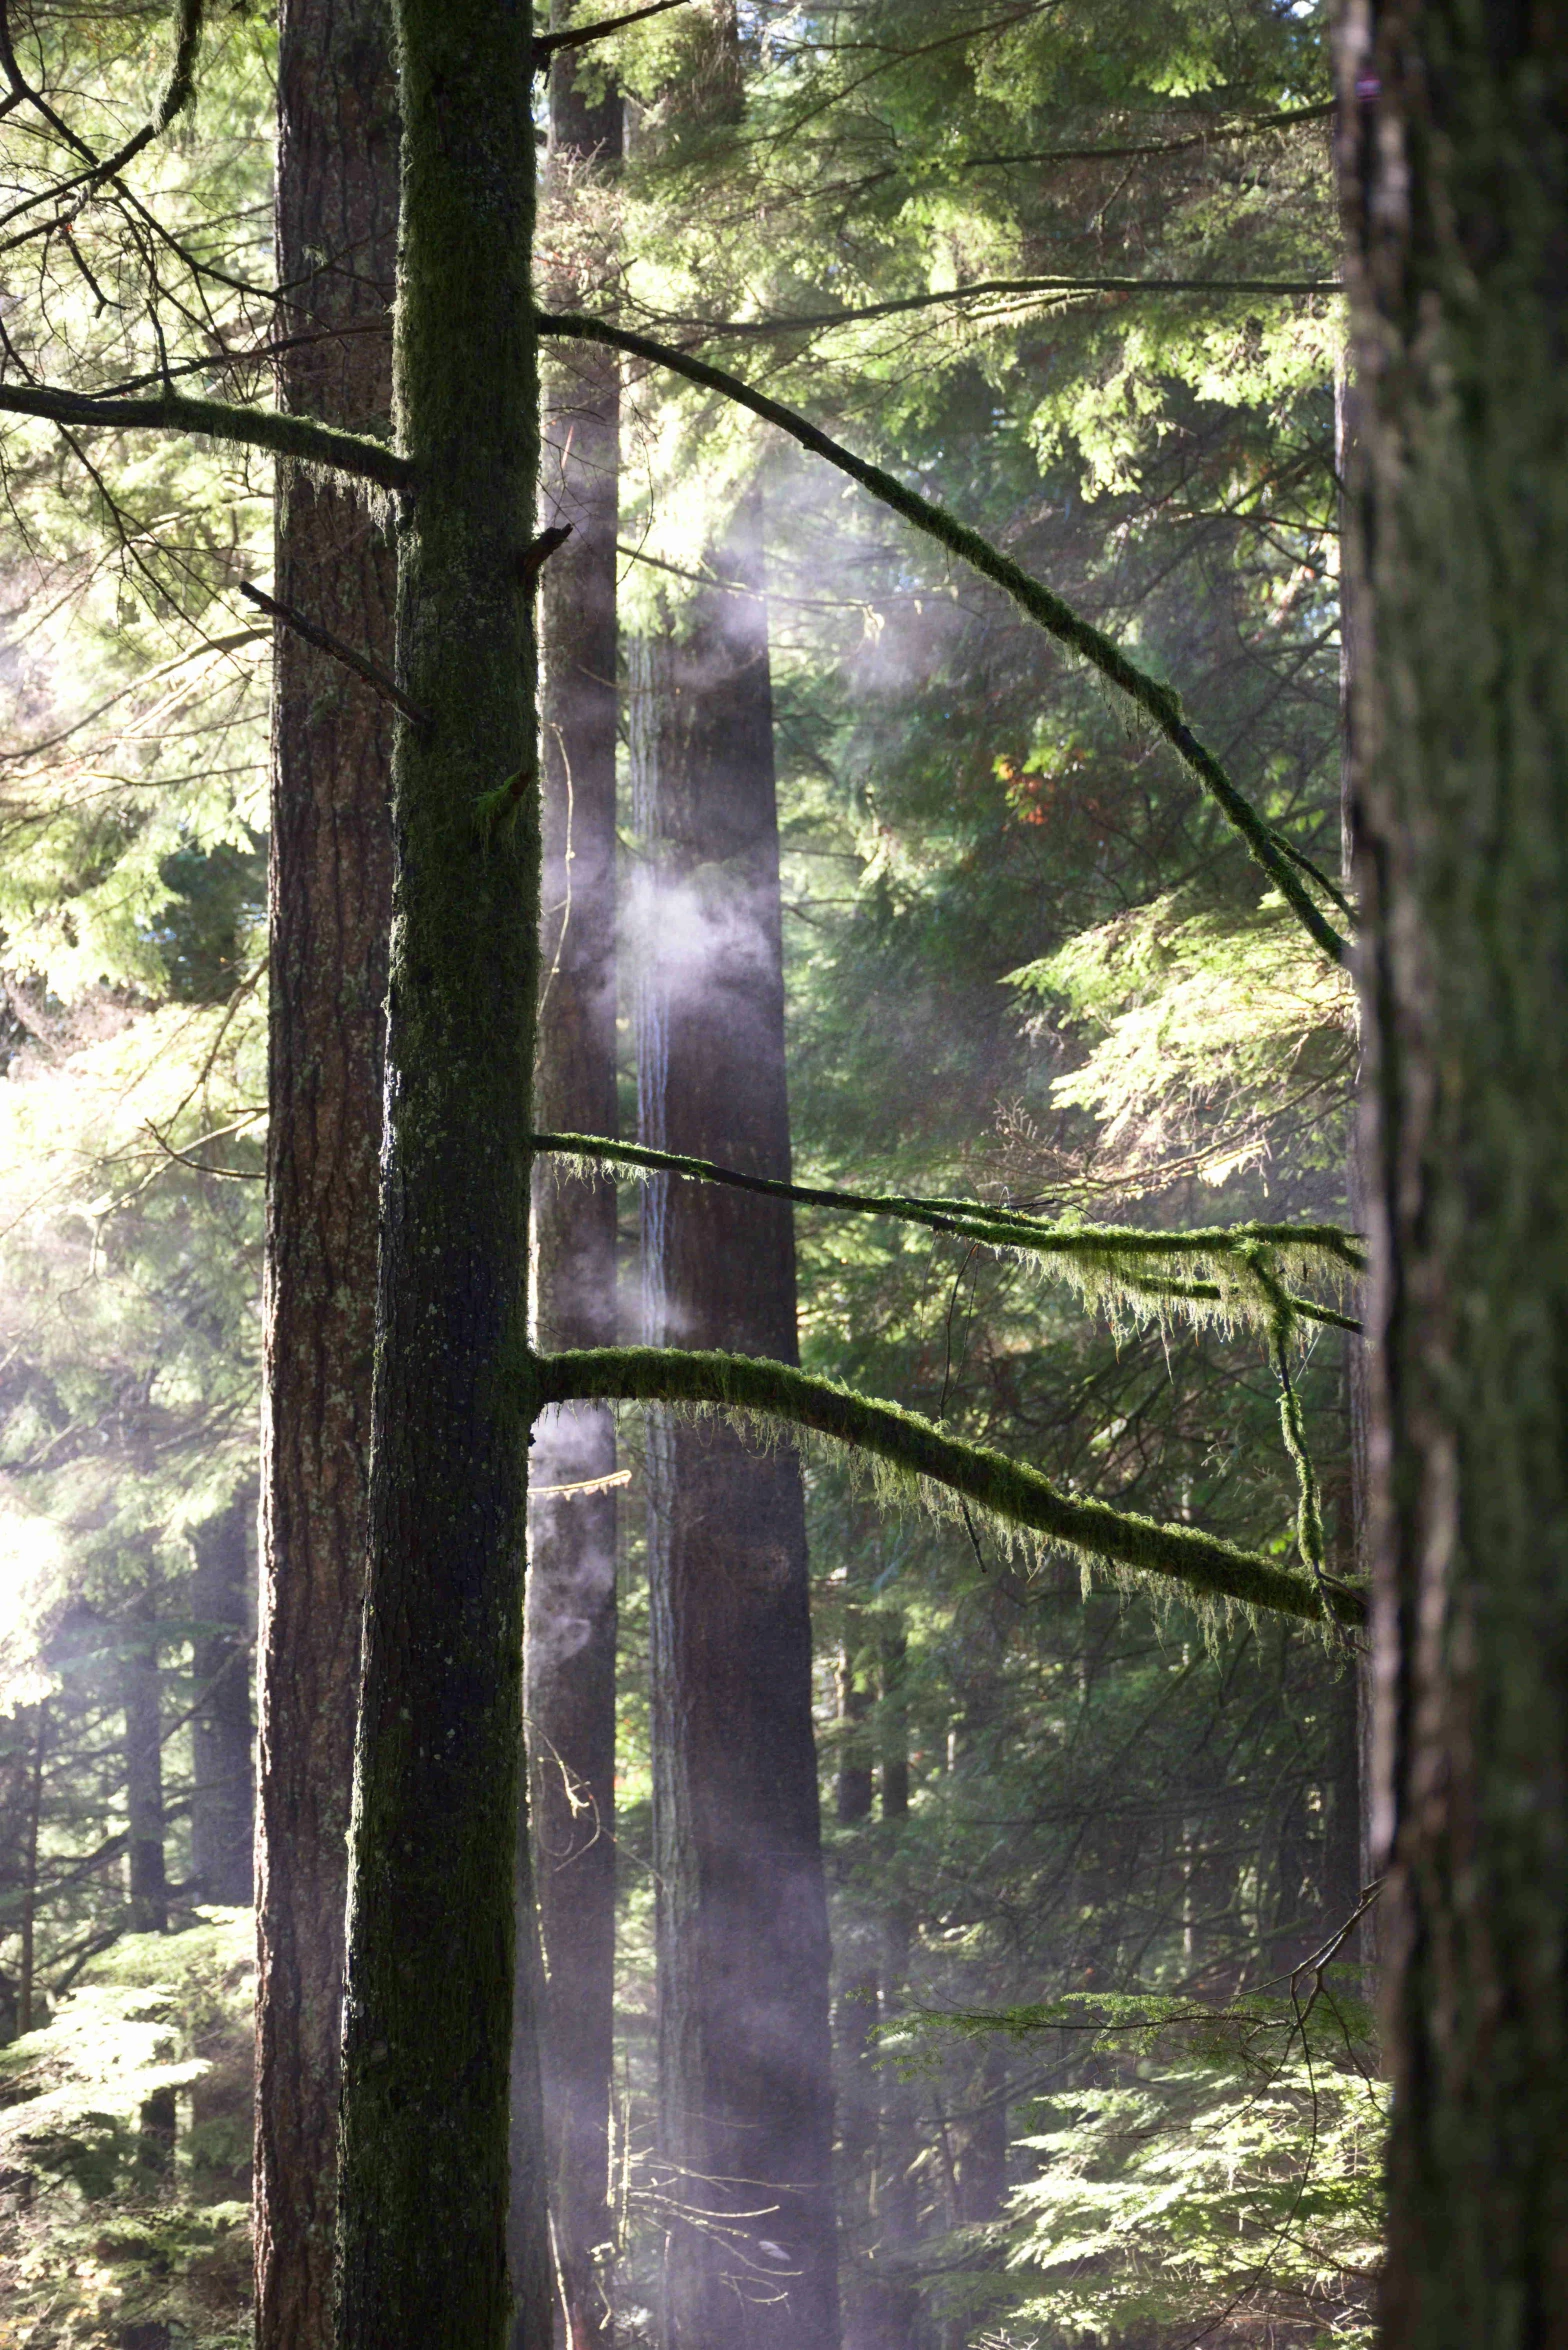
[120,1589,167,1935]
[634,489,840,2350]
[1336,8,1568,2342]
[189,1485,255,1907]
[334,6,550,2346]
[518,49,622,2350]
[255,4,397,2343]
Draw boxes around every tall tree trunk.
[1334,371,1375,1984]
[120,1588,167,1935]
[254,3,397,2344]
[189,1484,255,1907]
[634,487,840,2350]
[1336,8,1568,2341]
[517,47,622,2350]
[334,6,551,2346]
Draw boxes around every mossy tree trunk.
[517,44,623,2350]
[634,486,840,2350]
[1337,6,1568,2339]
[255,3,397,2341]
[334,6,550,2347]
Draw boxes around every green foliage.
[1010,890,1354,1193]
[873,1990,1382,2346]
[0,1910,254,2348]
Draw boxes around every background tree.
[522,30,625,2350]
[253,1,398,2344]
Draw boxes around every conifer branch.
[539,312,1350,967]
[0,381,411,490]
[538,1346,1366,1628]
[664,274,1343,340]
[532,1130,1364,1326]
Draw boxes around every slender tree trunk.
[949,2046,1007,2226]
[836,1614,881,2350]
[334,7,551,2346]
[120,1589,167,1935]
[517,49,622,2350]
[1335,370,1376,1984]
[1337,9,1568,2341]
[869,1625,921,2350]
[18,1702,46,2034]
[255,3,396,2344]
[634,486,840,2350]
[189,1484,255,1907]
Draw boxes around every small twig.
[531,1467,631,1499]
[534,0,694,63]
[239,579,429,728]
[143,1113,264,1180]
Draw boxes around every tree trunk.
[120,1589,167,1935]
[518,47,622,2350]
[189,1484,255,1907]
[334,7,551,2346]
[836,1609,882,2350]
[255,2,397,2343]
[634,487,840,2350]
[1336,9,1568,2341]
[18,1703,46,2035]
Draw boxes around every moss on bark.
[334,6,550,2347]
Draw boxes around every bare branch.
[239,580,429,727]
[534,0,695,60]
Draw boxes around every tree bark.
[189,1484,255,1907]
[517,48,622,2350]
[120,1588,167,1935]
[1336,8,1568,2341]
[334,7,551,2346]
[254,3,397,2343]
[634,487,840,2350]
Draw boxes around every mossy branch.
[532,1130,1363,1330]
[96,0,206,166]
[153,0,206,131]
[538,312,1350,967]
[0,381,412,491]
[537,1346,1365,1629]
